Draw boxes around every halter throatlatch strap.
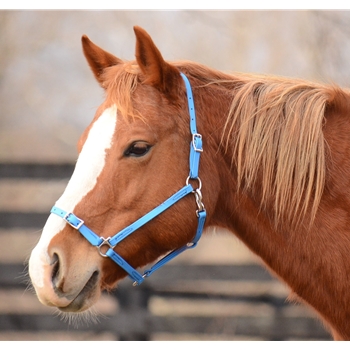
[50,72,206,286]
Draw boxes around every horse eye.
[124,142,152,157]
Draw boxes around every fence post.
[113,283,152,340]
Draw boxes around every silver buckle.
[63,212,84,230]
[192,133,203,152]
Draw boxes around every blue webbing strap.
[143,209,206,278]
[180,72,203,180]
[50,72,206,286]
[106,249,145,285]
[50,206,146,285]
[108,184,193,247]
[51,184,193,248]
[50,207,103,247]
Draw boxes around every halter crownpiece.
[50,72,206,285]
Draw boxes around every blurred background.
[1,9,349,340]
[2,10,350,162]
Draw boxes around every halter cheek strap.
[50,72,206,286]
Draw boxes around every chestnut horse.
[28,26,350,340]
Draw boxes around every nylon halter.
[50,72,206,286]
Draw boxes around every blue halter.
[50,72,206,286]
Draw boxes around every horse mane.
[102,59,344,229]
[224,74,330,228]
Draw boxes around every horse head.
[28,26,221,313]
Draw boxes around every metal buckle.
[192,133,203,153]
[64,212,84,230]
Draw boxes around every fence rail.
[0,162,331,340]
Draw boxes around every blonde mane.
[222,73,330,227]
[103,61,334,228]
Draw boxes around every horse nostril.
[51,253,60,287]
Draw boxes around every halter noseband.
[50,73,206,286]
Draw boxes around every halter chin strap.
[50,72,206,286]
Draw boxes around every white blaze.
[29,105,117,288]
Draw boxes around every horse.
[28,26,350,340]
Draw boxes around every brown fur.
[31,26,350,340]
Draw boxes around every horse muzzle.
[29,242,101,312]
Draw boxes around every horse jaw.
[28,105,117,311]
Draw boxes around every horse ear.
[133,26,180,95]
[81,35,122,86]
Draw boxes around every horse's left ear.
[134,26,180,95]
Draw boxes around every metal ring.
[186,176,202,191]
[97,237,115,258]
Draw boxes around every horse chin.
[57,271,101,313]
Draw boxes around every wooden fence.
[0,163,331,340]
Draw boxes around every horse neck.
[202,81,350,259]
[200,80,350,339]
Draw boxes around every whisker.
[54,306,108,328]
